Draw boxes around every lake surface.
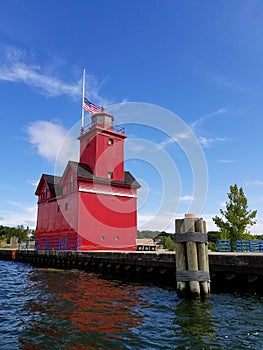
[0,260,262,349]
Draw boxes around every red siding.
[78,189,137,250]
[79,127,126,181]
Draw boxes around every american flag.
[83,98,100,114]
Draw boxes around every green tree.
[161,235,175,251]
[0,225,29,243]
[207,231,220,252]
[207,231,220,244]
[213,184,257,251]
[137,230,161,239]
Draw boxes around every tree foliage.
[137,230,162,239]
[138,230,175,250]
[212,184,257,250]
[160,235,175,251]
[0,225,32,244]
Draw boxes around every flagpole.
[81,68,86,132]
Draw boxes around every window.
[108,138,113,145]
[70,175,74,190]
[57,205,61,213]
[42,187,48,200]
[100,236,104,241]
[107,172,113,179]
[65,203,69,210]
[115,236,119,241]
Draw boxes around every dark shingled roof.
[68,161,140,187]
[46,174,63,196]
[36,161,140,197]
[35,174,62,196]
[44,174,62,196]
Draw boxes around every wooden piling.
[175,218,187,296]
[184,217,200,298]
[175,214,210,299]
[195,218,209,296]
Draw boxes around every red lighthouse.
[35,108,140,250]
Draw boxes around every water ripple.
[0,261,262,349]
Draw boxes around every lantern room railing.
[83,121,125,134]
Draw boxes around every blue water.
[0,261,262,349]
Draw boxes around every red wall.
[79,127,126,181]
[36,193,79,240]
[36,180,137,251]
[78,182,137,250]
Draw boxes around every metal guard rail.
[218,239,263,252]
[17,236,82,254]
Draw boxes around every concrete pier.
[0,249,262,293]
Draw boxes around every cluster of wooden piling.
[175,214,210,299]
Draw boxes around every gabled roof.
[67,161,93,180]
[35,174,62,196]
[35,161,140,198]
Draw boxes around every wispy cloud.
[245,180,263,186]
[198,213,263,235]
[199,136,228,148]
[180,195,194,202]
[188,107,229,149]
[0,203,37,228]
[159,129,228,150]
[159,132,191,149]
[0,184,11,191]
[26,179,39,187]
[217,159,237,164]
[212,73,247,92]
[191,107,228,130]
[0,45,107,104]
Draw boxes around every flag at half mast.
[83,98,100,115]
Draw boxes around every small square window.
[65,203,69,210]
[108,138,113,145]
[100,236,104,241]
[107,172,113,179]
[57,205,61,213]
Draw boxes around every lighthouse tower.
[78,107,126,181]
[35,107,140,250]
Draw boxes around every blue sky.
[0,0,263,234]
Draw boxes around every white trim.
[79,187,137,198]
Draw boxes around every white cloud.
[217,159,237,164]
[203,213,263,236]
[159,132,191,149]
[126,143,146,153]
[138,213,176,232]
[189,108,229,149]
[180,195,194,202]
[0,184,11,191]
[212,73,247,92]
[158,108,229,150]
[0,45,107,104]
[27,120,78,166]
[245,180,263,186]
[199,136,228,148]
[26,179,39,187]
[191,107,228,129]
[0,205,37,228]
